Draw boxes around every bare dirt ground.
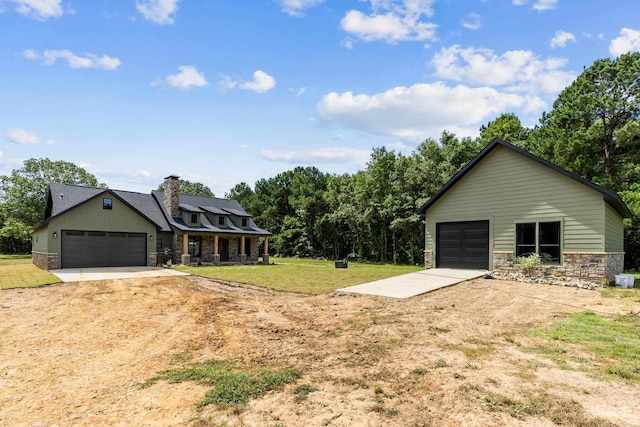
[2,275,639,427]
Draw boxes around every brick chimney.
[163,175,180,218]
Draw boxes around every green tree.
[0,158,104,253]
[158,179,214,197]
[478,113,530,147]
[525,52,640,190]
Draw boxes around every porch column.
[213,235,220,265]
[239,236,247,264]
[181,233,190,265]
[263,237,269,264]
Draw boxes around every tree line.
[1,52,639,267]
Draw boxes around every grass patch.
[0,256,60,290]
[176,257,422,294]
[141,358,301,407]
[599,286,640,301]
[526,311,640,383]
[293,383,318,403]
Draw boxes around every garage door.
[61,230,146,268]
[436,221,489,269]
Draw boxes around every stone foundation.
[181,254,190,265]
[493,251,624,284]
[148,252,159,267]
[32,251,58,270]
[424,250,433,269]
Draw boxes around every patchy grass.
[292,384,318,403]
[0,255,59,290]
[525,311,640,383]
[177,257,422,294]
[462,384,615,425]
[141,358,301,407]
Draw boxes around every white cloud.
[432,45,575,94]
[550,30,576,48]
[5,127,56,145]
[217,71,276,94]
[10,0,62,20]
[316,82,540,141]
[23,49,121,70]
[276,0,325,17]
[610,28,640,56]
[512,0,558,11]
[461,12,481,30]
[136,0,180,25]
[261,147,371,165]
[340,0,438,44]
[532,0,558,11]
[154,66,208,89]
[240,70,276,93]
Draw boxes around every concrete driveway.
[337,268,487,299]
[50,266,189,283]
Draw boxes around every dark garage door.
[436,221,489,269]
[61,230,146,268]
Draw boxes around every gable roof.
[35,183,172,231]
[416,138,632,218]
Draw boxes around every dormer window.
[103,198,112,210]
[218,216,225,226]
[242,218,248,227]
[191,213,198,224]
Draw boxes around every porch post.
[181,233,190,265]
[213,235,220,265]
[263,237,269,264]
[239,236,247,264]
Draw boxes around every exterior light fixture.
[53,232,57,239]
[150,235,153,240]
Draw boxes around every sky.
[1,0,640,197]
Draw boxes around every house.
[31,175,271,270]
[416,138,632,282]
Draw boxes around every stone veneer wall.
[424,250,433,269]
[32,251,58,270]
[493,251,624,283]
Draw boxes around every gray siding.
[426,145,607,260]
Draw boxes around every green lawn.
[177,257,423,294]
[0,254,60,290]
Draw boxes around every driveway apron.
[337,268,487,298]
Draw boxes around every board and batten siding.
[44,192,157,265]
[31,227,49,253]
[426,145,607,262]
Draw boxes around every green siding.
[45,191,156,266]
[605,203,624,252]
[32,228,49,252]
[426,145,609,258]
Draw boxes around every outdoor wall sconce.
[150,235,153,240]
[53,232,57,239]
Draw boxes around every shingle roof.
[35,183,271,236]
[416,138,632,218]
[151,190,271,236]
[36,183,170,232]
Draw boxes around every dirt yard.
[2,275,639,426]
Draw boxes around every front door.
[219,238,229,261]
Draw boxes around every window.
[188,236,202,258]
[191,213,198,224]
[103,198,112,210]
[242,218,248,227]
[218,216,225,226]
[516,221,561,263]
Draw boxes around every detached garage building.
[416,138,632,282]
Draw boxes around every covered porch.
[176,233,270,265]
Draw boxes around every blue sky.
[1,0,639,196]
